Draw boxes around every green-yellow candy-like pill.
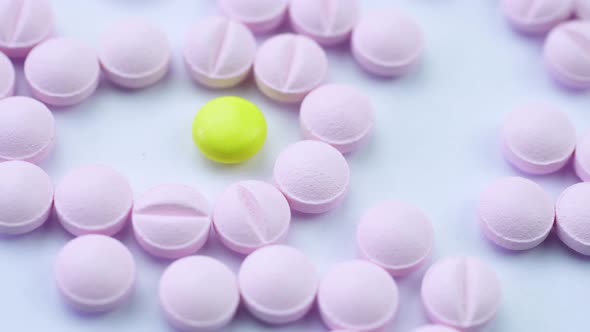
[192,96,267,164]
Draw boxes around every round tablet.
[54,235,135,312]
[0,51,14,98]
[357,200,434,276]
[0,161,53,235]
[99,19,170,89]
[184,17,256,88]
[421,257,502,330]
[159,256,239,331]
[219,0,288,33]
[544,21,590,89]
[501,104,576,174]
[24,37,100,106]
[213,181,290,254]
[556,182,590,255]
[238,245,318,324]
[55,165,133,236]
[300,84,374,154]
[575,132,590,181]
[577,0,590,19]
[273,140,350,214]
[0,97,55,163]
[501,0,575,34]
[318,260,399,331]
[412,325,460,332]
[352,10,423,77]
[0,0,54,58]
[289,0,360,46]
[132,184,211,259]
[254,34,328,103]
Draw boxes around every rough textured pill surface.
[213,181,290,254]
[132,184,211,259]
[421,257,502,330]
[544,21,590,89]
[0,96,55,163]
[357,200,434,276]
[501,104,576,174]
[0,51,14,98]
[501,0,575,34]
[0,161,53,235]
[273,140,350,214]
[55,166,133,236]
[577,0,590,19]
[24,37,100,106]
[300,84,374,154]
[254,34,328,103]
[184,17,256,88]
[574,132,590,181]
[0,0,54,58]
[411,325,460,332]
[159,256,239,332]
[556,182,590,255]
[219,0,288,33]
[99,19,170,89]
[318,260,399,331]
[55,235,135,312]
[238,245,318,324]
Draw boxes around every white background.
[1,1,589,331]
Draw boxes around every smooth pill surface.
[55,235,135,312]
[213,180,290,254]
[0,161,53,235]
[556,182,590,255]
[238,245,318,324]
[544,21,590,89]
[318,260,399,331]
[254,33,328,103]
[184,17,256,88]
[25,37,100,106]
[99,19,170,89]
[578,0,590,18]
[357,200,434,276]
[0,51,14,98]
[132,184,211,259]
[0,96,55,163]
[273,140,350,214]
[501,0,575,34]
[421,257,502,330]
[574,132,590,181]
[412,325,460,332]
[0,0,54,58]
[55,165,133,236]
[159,256,239,332]
[219,0,288,33]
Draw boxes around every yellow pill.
[192,96,267,164]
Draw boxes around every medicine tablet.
[0,51,14,98]
[289,0,360,46]
[0,0,54,58]
[25,37,100,106]
[352,10,423,77]
[556,182,590,255]
[184,17,256,88]
[132,184,211,259]
[273,140,350,214]
[318,260,399,331]
[55,165,133,236]
[501,104,576,174]
[219,0,288,33]
[412,325,460,332]
[55,235,135,312]
[544,21,590,89]
[238,245,318,324]
[0,97,55,163]
[421,257,502,330]
[99,19,170,89]
[159,256,239,332]
[357,200,434,276]
[300,84,374,154]
[213,181,290,254]
[254,34,328,103]
[577,0,590,19]
[0,161,53,235]
[501,0,575,34]
[574,132,590,181]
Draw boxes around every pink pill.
[238,245,318,324]
[421,257,502,330]
[0,0,54,58]
[289,0,360,46]
[159,256,239,332]
[99,19,170,89]
[501,0,575,34]
[352,10,423,77]
[411,325,459,332]
[318,260,399,331]
[0,161,53,235]
[574,132,590,181]
[273,140,350,214]
[556,182,590,255]
[544,21,590,89]
[213,181,290,254]
[0,97,55,163]
[219,0,288,33]
[55,166,133,236]
[184,17,256,88]
[0,51,14,98]
[54,235,135,312]
[357,200,434,276]
[254,34,328,103]
[501,104,576,175]
[24,37,100,106]
[132,184,211,259]
[577,0,590,19]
